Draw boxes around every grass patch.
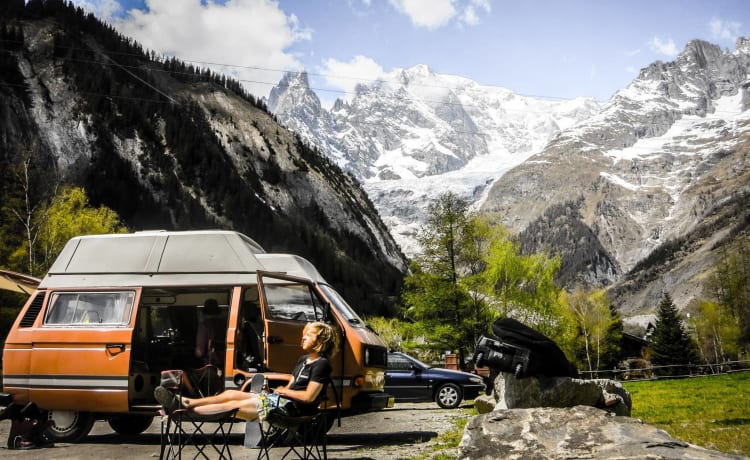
[412,406,475,460]
[623,371,750,456]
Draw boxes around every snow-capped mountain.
[482,38,750,312]
[269,66,601,254]
[270,37,750,315]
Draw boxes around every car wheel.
[45,410,95,443]
[435,382,462,409]
[108,414,155,435]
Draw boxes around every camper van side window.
[44,291,136,326]
[264,284,323,322]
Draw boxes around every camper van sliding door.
[28,290,137,412]
[257,272,327,373]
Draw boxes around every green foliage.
[624,372,750,456]
[36,187,127,270]
[402,192,578,365]
[706,237,750,349]
[566,289,622,372]
[403,193,496,366]
[689,300,741,364]
[480,228,572,345]
[9,187,128,277]
[649,293,701,375]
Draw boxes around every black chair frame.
[158,368,238,460]
[255,378,339,460]
[160,408,238,460]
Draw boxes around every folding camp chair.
[159,408,238,460]
[158,369,238,460]
[255,378,339,460]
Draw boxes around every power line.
[2,41,746,146]
[2,37,745,117]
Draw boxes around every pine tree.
[649,292,700,375]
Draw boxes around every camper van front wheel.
[45,410,95,443]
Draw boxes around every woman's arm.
[274,381,324,404]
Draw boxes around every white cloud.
[320,55,388,99]
[460,0,490,26]
[709,17,741,42]
[649,36,678,56]
[90,0,310,99]
[72,0,123,20]
[389,0,457,29]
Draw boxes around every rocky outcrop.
[493,373,632,417]
[459,405,744,460]
[464,373,743,459]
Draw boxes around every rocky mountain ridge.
[268,66,601,255]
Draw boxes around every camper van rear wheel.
[108,415,155,435]
[45,410,95,443]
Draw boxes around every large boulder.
[494,372,632,416]
[459,405,743,460]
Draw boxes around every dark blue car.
[385,352,486,409]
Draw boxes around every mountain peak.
[736,36,750,54]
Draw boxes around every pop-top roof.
[39,230,275,288]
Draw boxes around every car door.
[257,272,327,373]
[385,353,430,401]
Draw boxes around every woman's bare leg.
[183,389,252,409]
[191,396,259,420]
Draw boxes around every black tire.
[45,410,95,443]
[435,383,462,409]
[108,415,155,435]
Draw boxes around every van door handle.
[106,343,125,352]
[267,336,283,344]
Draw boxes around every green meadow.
[623,371,750,457]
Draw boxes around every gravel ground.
[0,402,473,459]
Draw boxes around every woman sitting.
[155,321,339,420]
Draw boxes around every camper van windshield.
[319,285,365,328]
[44,291,135,326]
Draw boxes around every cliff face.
[0,5,407,315]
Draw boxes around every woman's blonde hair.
[304,321,340,357]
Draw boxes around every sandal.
[154,386,181,413]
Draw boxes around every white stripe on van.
[225,377,353,389]
[2,375,128,390]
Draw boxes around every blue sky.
[72,0,749,106]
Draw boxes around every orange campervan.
[1,230,393,442]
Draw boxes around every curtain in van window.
[44,292,135,326]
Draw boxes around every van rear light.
[352,375,365,388]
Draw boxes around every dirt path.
[0,402,472,459]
